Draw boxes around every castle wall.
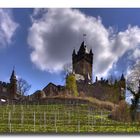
[28,97,90,105]
[77,82,123,103]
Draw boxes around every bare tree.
[127,61,140,92]
[17,78,31,96]
[61,63,72,82]
[127,61,140,121]
[63,63,72,75]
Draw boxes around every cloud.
[28,8,140,78]
[0,9,18,47]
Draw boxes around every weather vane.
[122,70,125,75]
[83,33,87,42]
[13,65,15,70]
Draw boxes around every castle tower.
[118,73,126,100]
[9,69,17,99]
[72,41,93,83]
[138,80,140,93]
[120,73,126,89]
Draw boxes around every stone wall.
[32,97,90,105]
[77,82,123,103]
[9,97,90,105]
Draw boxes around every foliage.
[66,73,78,97]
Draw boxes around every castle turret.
[120,73,126,89]
[72,49,76,57]
[90,49,93,55]
[78,41,87,54]
[72,41,93,83]
[118,73,126,100]
[9,69,17,99]
[120,73,125,81]
[138,80,140,93]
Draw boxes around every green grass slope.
[0,104,140,133]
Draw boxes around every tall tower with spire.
[9,68,17,99]
[72,41,93,83]
[120,73,126,89]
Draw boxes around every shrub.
[111,100,131,122]
[79,91,85,97]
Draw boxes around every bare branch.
[127,87,136,96]
[17,78,31,96]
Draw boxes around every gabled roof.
[43,82,58,90]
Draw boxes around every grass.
[0,104,139,133]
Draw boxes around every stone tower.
[72,41,93,83]
[9,69,17,99]
[118,73,126,100]
[119,73,126,89]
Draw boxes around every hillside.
[0,101,139,133]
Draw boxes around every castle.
[0,40,126,104]
[72,41,126,103]
[32,40,125,103]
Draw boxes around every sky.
[0,8,140,95]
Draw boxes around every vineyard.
[0,104,140,134]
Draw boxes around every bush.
[79,91,85,97]
[111,100,131,122]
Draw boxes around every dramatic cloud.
[0,9,18,47]
[28,8,140,78]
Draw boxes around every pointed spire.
[10,67,17,81]
[120,73,125,81]
[90,49,93,55]
[78,41,86,54]
[95,76,98,82]
[72,49,76,55]
[138,79,140,93]
[81,41,85,47]
[83,33,87,43]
